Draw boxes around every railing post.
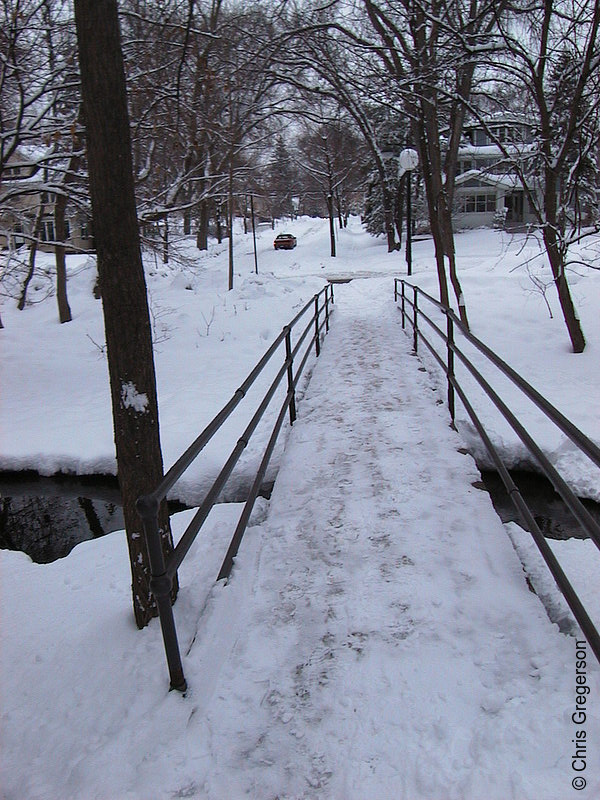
[314,294,321,357]
[394,278,398,302]
[401,281,406,329]
[136,495,187,692]
[284,326,297,424]
[447,313,456,428]
[413,286,418,353]
[324,286,330,332]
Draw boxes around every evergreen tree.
[269,136,296,219]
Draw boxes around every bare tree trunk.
[18,205,44,311]
[74,0,177,629]
[541,146,586,352]
[375,167,399,253]
[395,174,405,246]
[161,218,169,265]
[543,224,585,353]
[413,118,449,307]
[215,202,223,243]
[327,193,336,257]
[55,193,72,323]
[439,200,469,329]
[335,192,343,228]
[196,201,209,250]
[228,152,234,289]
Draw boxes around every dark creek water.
[1,469,598,564]
[0,472,125,563]
[478,469,600,540]
[0,471,274,563]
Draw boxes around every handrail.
[137,283,335,691]
[394,280,600,470]
[394,278,600,666]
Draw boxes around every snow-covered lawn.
[1,219,600,798]
[2,218,600,500]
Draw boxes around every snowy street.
[2,270,599,799]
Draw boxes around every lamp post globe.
[399,148,419,172]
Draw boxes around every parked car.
[274,233,297,250]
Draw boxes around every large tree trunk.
[74,0,177,628]
[54,193,73,323]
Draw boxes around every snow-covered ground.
[2,217,600,501]
[1,218,600,798]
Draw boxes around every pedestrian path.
[185,280,590,799]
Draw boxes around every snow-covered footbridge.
[2,276,599,800]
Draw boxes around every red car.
[274,233,297,250]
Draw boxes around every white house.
[453,117,539,229]
[0,146,93,251]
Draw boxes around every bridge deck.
[185,280,589,799]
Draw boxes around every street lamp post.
[399,148,419,276]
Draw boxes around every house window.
[41,219,55,242]
[13,223,25,247]
[460,193,496,213]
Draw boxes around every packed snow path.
[180,282,597,799]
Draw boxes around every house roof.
[6,144,49,167]
[458,143,536,157]
[454,169,523,190]
[463,113,533,129]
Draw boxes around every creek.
[1,468,598,564]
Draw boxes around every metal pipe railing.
[137,283,334,691]
[394,278,600,665]
[395,279,600,470]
